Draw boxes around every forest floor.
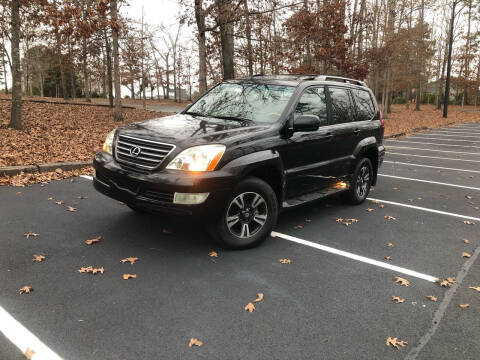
[1,99,479,186]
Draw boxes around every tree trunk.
[216,0,235,80]
[415,0,424,111]
[195,0,208,93]
[443,1,457,118]
[111,0,123,121]
[2,44,8,94]
[165,54,170,99]
[243,0,253,76]
[82,37,91,102]
[9,0,22,130]
[104,28,114,107]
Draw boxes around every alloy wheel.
[226,192,268,238]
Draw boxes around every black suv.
[93,75,385,249]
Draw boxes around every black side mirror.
[293,115,321,132]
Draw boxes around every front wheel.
[343,158,373,205]
[210,177,278,249]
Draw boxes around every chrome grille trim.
[114,134,176,172]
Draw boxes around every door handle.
[353,128,360,135]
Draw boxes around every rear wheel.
[210,177,278,249]
[343,158,372,205]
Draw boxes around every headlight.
[166,144,226,172]
[102,129,116,154]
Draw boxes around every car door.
[351,88,379,142]
[325,86,358,178]
[278,86,337,199]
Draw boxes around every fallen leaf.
[254,293,264,303]
[118,201,125,205]
[208,251,218,258]
[55,200,64,205]
[437,277,455,287]
[393,187,399,190]
[55,168,63,174]
[244,302,255,312]
[459,304,470,309]
[385,256,392,261]
[462,252,471,258]
[463,239,470,244]
[19,286,33,294]
[78,266,104,275]
[294,225,303,229]
[123,273,136,280]
[371,199,379,204]
[417,197,422,200]
[385,215,397,220]
[24,232,39,238]
[279,258,292,264]
[378,204,385,208]
[463,220,475,225]
[188,338,203,347]
[466,195,473,200]
[468,286,480,292]
[67,206,77,212]
[24,347,35,359]
[77,195,88,199]
[366,208,374,212]
[305,218,312,222]
[121,257,139,265]
[346,218,358,223]
[395,277,410,287]
[387,242,393,247]
[48,197,53,200]
[335,217,343,223]
[392,296,405,303]
[386,337,408,349]
[85,236,101,245]
[32,254,45,262]
[426,295,438,302]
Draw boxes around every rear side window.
[328,87,353,124]
[352,89,376,121]
[294,87,328,126]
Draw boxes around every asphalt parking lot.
[1,123,480,360]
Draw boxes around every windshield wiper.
[184,111,208,117]
[212,115,253,122]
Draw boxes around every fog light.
[334,181,348,189]
[173,192,209,204]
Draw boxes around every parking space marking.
[433,129,480,134]
[0,306,63,360]
[383,160,480,174]
[80,175,93,180]
[366,197,480,222]
[386,146,480,155]
[270,232,438,282]
[409,136,480,143]
[420,133,480,139]
[377,174,480,191]
[387,152,480,163]
[386,140,480,148]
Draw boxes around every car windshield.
[186,83,295,123]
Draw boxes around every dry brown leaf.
[426,295,438,302]
[378,204,385,208]
[32,254,45,262]
[392,296,405,304]
[121,257,139,265]
[366,208,374,212]
[335,217,343,223]
[463,239,470,244]
[24,232,39,238]
[55,201,64,205]
[387,242,393,247]
[254,293,264,303]
[462,252,471,258]
[55,168,63,174]
[463,220,475,225]
[437,277,455,287]
[92,267,104,274]
[393,187,399,190]
[24,347,35,360]
[395,277,410,287]
[385,256,392,261]
[188,338,203,347]
[78,266,104,275]
[85,236,101,245]
[208,251,218,258]
[417,197,422,200]
[385,215,397,220]
[305,218,312,222]
[279,258,292,264]
[67,206,77,212]
[123,273,136,280]
[294,225,303,229]
[459,304,470,309]
[468,286,480,292]
[47,197,53,200]
[371,199,379,204]
[466,195,473,200]
[244,302,255,312]
[19,286,33,294]
[386,337,408,349]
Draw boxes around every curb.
[0,161,92,177]
[384,122,457,139]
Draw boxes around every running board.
[282,184,349,208]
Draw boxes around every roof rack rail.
[251,73,317,78]
[315,75,366,87]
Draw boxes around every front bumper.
[93,152,235,217]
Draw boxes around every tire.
[343,158,373,205]
[210,177,278,250]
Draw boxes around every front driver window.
[295,87,328,126]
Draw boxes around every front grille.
[115,134,175,172]
[141,189,174,203]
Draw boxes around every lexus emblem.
[129,146,141,157]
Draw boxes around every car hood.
[118,113,271,147]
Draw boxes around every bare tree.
[9,0,21,130]
[111,0,122,121]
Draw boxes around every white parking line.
[422,133,480,139]
[80,175,93,180]
[367,197,480,222]
[386,146,480,155]
[383,160,480,174]
[271,232,438,282]
[386,140,480,148]
[0,306,63,360]
[435,130,480,134]
[409,136,480,143]
[378,174,480,191]
[387,152,480,163]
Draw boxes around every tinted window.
[329,87,353,124]
[353,89,376,121]
[294,87,328,126]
